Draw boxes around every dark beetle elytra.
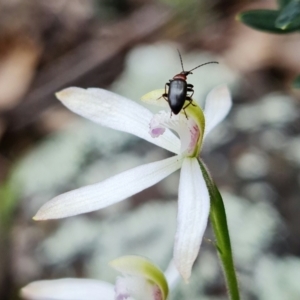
[162,50,218,116]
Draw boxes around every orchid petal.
[203,85,231,139]
[164,260,181,290]
[56,87,180,154]
[111,255,168,300]
[34,155,183,220]
[20,278,114,300]
[174,157,210,282]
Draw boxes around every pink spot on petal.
[187,123,200,154]
[153,285,163,300]
[150,127,166,138]
[149,116,166,138]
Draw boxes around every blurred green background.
[0,0,300,299]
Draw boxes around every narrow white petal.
[164,260,181,290]
[174,158,210,282]
[34,156,183,220]
[21,278,114,300]
[56,87,180,154]
[204,85,232,138]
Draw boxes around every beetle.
[162,51,218,116]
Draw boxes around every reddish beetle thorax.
[173,74,187,80]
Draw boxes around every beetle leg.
[181,99,193,119]
[187,98,196,106]
[186,84,194,108]
[186,91,196,107]
[182,98,196,118]
[157,95,164,100]
[162,93,169,102]
[188,90,194,98]
[164,82,169,95]
[158,93,169,103]
[159,83,169,101]
[186,85,196,105]
[183,109,188,119]
[183,101,193,110]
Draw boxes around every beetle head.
[182,71,193,76]
[177,49,219,77]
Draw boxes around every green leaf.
[292,74,300,88]
[198,159,240,300]
[276,0,300,29]
[277,0,293,8]
[237,9,300,33]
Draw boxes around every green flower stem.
[198,159,240,300]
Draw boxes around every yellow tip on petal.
[55,89,69,102]
[141,89,169,108]
[32,207,51,221]
[32,213,45,221]
[55,87,83,102]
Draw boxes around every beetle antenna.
[188,61,219,73]
[177,49,185,72]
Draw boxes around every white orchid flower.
[33,85,231,281]
[21,256,177,300]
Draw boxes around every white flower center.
[149,111,200,156]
